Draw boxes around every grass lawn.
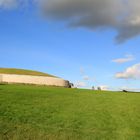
[0,84,140,140]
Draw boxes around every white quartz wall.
[0,74,69,87]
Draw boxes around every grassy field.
[0,84,140,140]
[0,68,55,77]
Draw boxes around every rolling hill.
[0,68,55,77]
[0,84,140,140]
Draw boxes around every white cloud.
[75,81,86,87]
[99,85,109,91]
[112,55,134,64]
[115,63,140,79]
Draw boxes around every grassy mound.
[0,85,140,140]
[0,68,55,77]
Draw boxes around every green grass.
[0,84,140,140]
[0,68,55,77]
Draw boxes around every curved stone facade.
[0,74,70,87]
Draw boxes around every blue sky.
[0,0,140,90]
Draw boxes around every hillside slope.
[0,68,55,77]
[0,85,140,140]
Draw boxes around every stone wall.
[0,74,70,87]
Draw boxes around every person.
[97,87,101,91]
[92,86,95,90]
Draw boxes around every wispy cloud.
[0,0,17,9]
[112,55,135,64]
[80,67,85,75]
[75,81,86,87]
[83,75,90,81]
[0,0,29,9]
[115,63,140,79]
